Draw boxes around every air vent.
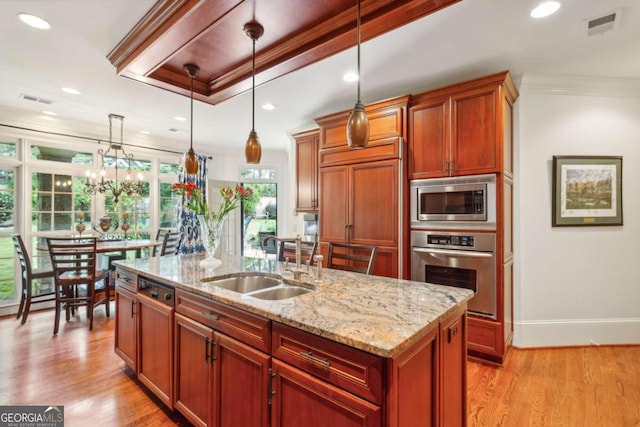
[19,93,55,105]
[585,10,620,37]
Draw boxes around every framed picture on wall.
[552,155,623,226]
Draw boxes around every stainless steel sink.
[209,275,281,293]
[249,286,312,300]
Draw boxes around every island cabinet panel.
[385,326,438,427]
[294,129,319,212]
[176,289,271,352]
[174,313,214,427]
[408,71,518,179]
[439,306,467,427]
[215,332,271,427]
[114,285,137,371]
[272,323,383,405]
[271,359,382,427]
[137,292,174,410]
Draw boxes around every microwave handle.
[412,247,493,258]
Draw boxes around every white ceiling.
[0,0,638,157]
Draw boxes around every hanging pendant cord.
[189,74,194,150]
[251,38,256,132]
[357,0,362,103]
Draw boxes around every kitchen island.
[114,253,473,427]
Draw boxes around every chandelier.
[84,114,144,204]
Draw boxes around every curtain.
[177,153,208,254]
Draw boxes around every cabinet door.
[450,85,498,175]
[271,359,381,427]
[214,333,271,427]
[114,285,137,371]
[137,293,174,409]
[409,96,450,179]
[319,165,349,243]
[440,307,467,427]
[350,160,398,248]
[295,131,319,212]
[174,313,214,427]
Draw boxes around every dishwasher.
[137,276,175,409]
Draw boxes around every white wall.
[514,75,640,347]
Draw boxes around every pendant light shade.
[183,63,200,175]
[244,20,264,164]
[347,0,369,149]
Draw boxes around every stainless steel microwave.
[410,174,496,230]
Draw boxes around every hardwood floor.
[1,308,639,426]
[467,345,640,427]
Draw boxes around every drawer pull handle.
[202,311,220,321]
[300,351,331,367]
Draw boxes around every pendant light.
[243,20,264,164]
[347,0,369,149]
[183,63,200,175]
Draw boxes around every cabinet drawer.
[176,290,271,352]
[272,323,383,404]
[115,267,137,292]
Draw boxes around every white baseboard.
[513,318,640,348]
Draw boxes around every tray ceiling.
[108,0,460,105]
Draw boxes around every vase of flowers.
[172,182,253,268]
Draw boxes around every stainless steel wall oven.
[411,230,496,319]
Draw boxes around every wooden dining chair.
[46,237,111,334]
[278,238,317,266]
[152,228,172,256]
[12,234,55,325]
[327,242,378,275]
[158,231,182,256]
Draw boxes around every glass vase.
[198,214,225,269]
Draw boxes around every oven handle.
[412,247,494,258]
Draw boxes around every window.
[160,162,180,175]
[0,167,16,303]
[159,182,178,228]
[105,182,151,239]
[31,173,89,232]
[241,168,276,180]
[31,145,93,165]
[0,142,16,158]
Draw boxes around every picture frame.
[552,155,623,227]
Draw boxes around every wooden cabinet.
[439,306,467,427]
[114,285,137,371]
[409,71,518,179]
[137,292,174,409]
[174,290,271,427]
[294,129,319,212]
[318,159,399,277]
[271,359,382,427]
[316,96,407,279]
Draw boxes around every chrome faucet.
[286,235,306,280]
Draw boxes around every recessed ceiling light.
[343,72,359,82]
[17,13,51,30]
[139,130,152,135]
[530,1,561,19]
[41,110,57,116]
[262,103,276,111]
[173,116,187,121]
[61,87,81,95]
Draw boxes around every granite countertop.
[115,253,473,358]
